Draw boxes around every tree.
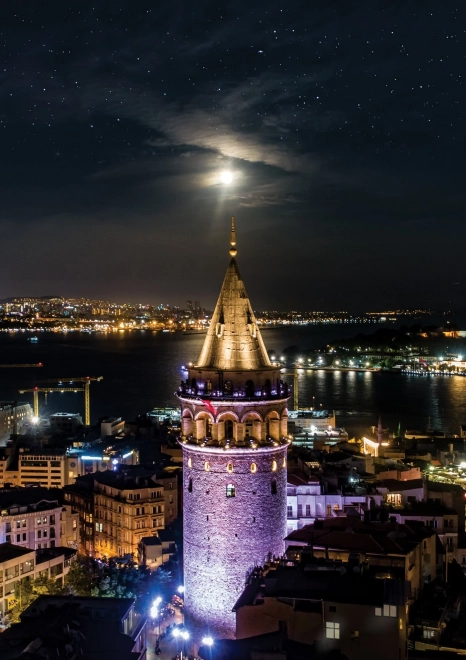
[63,556,95,596]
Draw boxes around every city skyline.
[1,2,464,309]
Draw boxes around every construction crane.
[0,363,43,368]
[32,376,103,426]
[18,387,84,419]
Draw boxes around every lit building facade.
[178,218,290,639]
[0,489,79,551]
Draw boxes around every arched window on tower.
[225,419,234,439]
[245,380,254,397]
[224,380,233,394]
[206,419,212,438]
[271,479,277,495]
[227,462,233,473]
[264,378,271,394]
[187,478,193,493]
[226,484,236,498]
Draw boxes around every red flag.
[201,399,217,416]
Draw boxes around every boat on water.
[183,329,207,335]
[28,336,38,343]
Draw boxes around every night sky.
[1,1,464,311]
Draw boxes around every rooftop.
[0,596,142,660]
[234,563,410,611]
[195,220,272,371]
[0,542,34,563]
[285,518,436,556]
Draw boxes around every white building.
[0,490,79,551]
[286,473,383,534]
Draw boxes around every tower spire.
[229,215,237,257]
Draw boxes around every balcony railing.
[178,385,290,401]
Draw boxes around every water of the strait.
[1,325,465,436]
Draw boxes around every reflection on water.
[0,327,465,435]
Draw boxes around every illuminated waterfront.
[1,326,466,435]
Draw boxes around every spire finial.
[229,215,237,257]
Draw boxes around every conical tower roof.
[196,217,272,371]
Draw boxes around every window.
[226,484,236,498]
[375,607,382,616]
[188,457,192,468]
[204,461,210,472]
[16,534,20,543]
[50,515,55,524]
[423,629,435,639]
[287,505,293,518]
[306,504,311,516]
[250,463,257,473]
[188,478,193,493]
[272,460,277,472]
[271,480,277,495]
[326,622,340,639]
[326,505,332,516]
[298,504,303,517]
[282,457,287,468]
[169,482,173,490]
[227,463,233,473]
[22,519,26,528]
[383,604,397,617]
[22,533,26,541]
[37,530,42,539]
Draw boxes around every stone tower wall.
[182,443,288,639]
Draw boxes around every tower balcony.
[177,383,290,402]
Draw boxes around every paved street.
[146,606,186,660]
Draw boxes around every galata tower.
[177,217,290,639]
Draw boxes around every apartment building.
[0,488,79,551]
[234,558,410,660]
[93,472,165,559]
[286,472,383,533]
[285,518,437,599]
[0,543,76,619]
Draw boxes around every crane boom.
[18,387,85,418]
[0,363,43,368]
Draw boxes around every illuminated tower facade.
[177,218,290,639]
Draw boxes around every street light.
[178,585,185,594]
[150,596,163,637]
[173,629,190,660]
[202,636,214,660]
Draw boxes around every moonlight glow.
[220,170,233,184]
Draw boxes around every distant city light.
[31,416,39,424]
[178,585,185,593]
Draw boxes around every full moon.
[220,170,233,184]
